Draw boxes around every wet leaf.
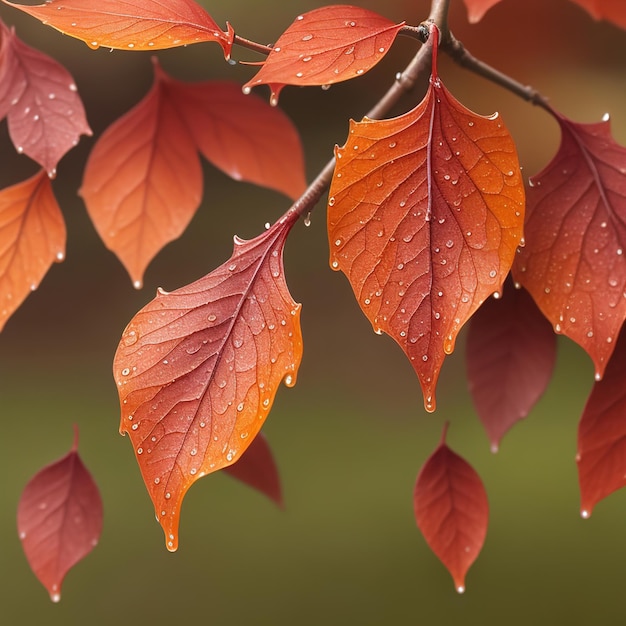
[577,326,626,518]
[0,170,66,332]
[17,426,103,602]
[224,431,283,508]
[466,279,557,451]
[81,61,306,288]
[513,113,626,381]
[414,423,489,593]
[327,26,524,411]
[243,5,404,105]
[2,0,234,55]
[113,216,302,551]
[0,20,91,175]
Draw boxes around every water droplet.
[208,314,217,322]
[154,477,160,485]
[302,34,313,41]
[121,367,130,376]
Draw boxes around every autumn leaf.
[243,5,404,105]
[513,112,626,381]
[224,432,283,508]
[0,170,66,332]
[81,60,306,288]
[113,216,302,551]
[327,25,525,411]
[466,279,557,451]
[0,20,91,175]
[414,422,489,593]
[461,0,501,23]
[577,326,626,518]
[17,425,103,602]
[2,0,234,55]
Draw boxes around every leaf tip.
[456,584,466,594]
[50,590,61,603]
[581,508,591,519]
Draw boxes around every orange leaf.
[327,26,524,411]
[167,79,306,200]
[3,0,234,55]
[0,20,91,175]
[17,425,103,602]
[0,170,66,332]
[414,423,489,593]
[577,326,626,518]
[113,217,302,551]
[513,113,626,380]
[224,431,283,508]
[466,279,557,451]
[243,5,404,105]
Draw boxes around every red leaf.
[0,20,91,175]
[243,5,404,105]
[3,0,234,55]
[414,423,489,593]
[166,79,306,200]
[17,425,103,602]
[224,431,283,508]
[461,0,501,23]
[513,113,626,381]
[466,279,557,451]
[577,326,626,517]
[113,216,302,550]
[327,26,524,411]
[81,61,306,287]
[0,170,66,332]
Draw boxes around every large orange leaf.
[327,26,524,411]
[513,113,626,381]
[466,279,557,451]
[577,326,626,518]
[243,5,404,105]
[3,0,234,55]
[0,20,91,175]
[413,423,489,593]
[81,61,306,288]
[113,216,302,550]
[0,170,66,332]
[17,426,103,602]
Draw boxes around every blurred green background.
[1,0,626,624]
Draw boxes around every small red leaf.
[224,432,283,508]
[513,113,626,380]
[113,216,302,550]
[0,170,66,332]
[327,26,524,411]
[461,0,501,23]
[577,326,626,518]
[0,20,91,174]
[80,61,203,289]
[467,279,557,451]
[3,0,234,55]
[243,5,404,104]
[414,423,489,593]
[17,426,103,602]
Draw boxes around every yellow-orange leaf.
[113,216,302,550]
[0,170,66,331]
[3,0,234,54]
[327,26,524,411]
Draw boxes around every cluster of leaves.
[3,0,626,601]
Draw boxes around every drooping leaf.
[413,422,489,593]
[2,0,234,55]
[113,216,302,551]
[462,0,626,29]
[243,5,404,105]
[17,425,103,602]
[513,113,626,381]
[0,170,66,332]
[81,60,306,288]
[224,431,283,508]
[466,279,557,451]
[166,79,306,200]
[327,25,525,411]
[577,326,626,518]
[0,20,91,175]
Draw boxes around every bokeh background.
[1,0,626,624]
